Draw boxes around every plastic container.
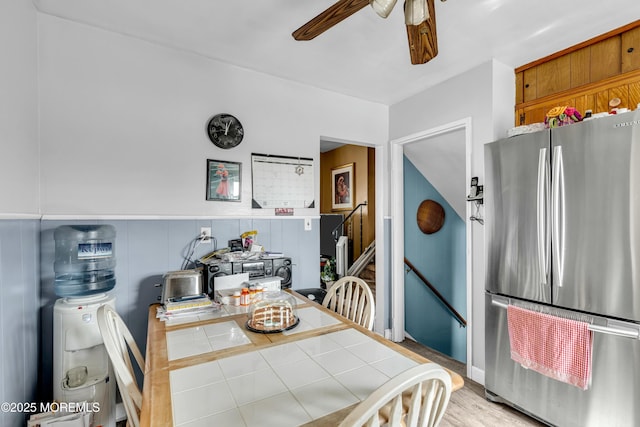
[240,287,250,306]
[246,291,299,333]
[232,291,241,307]
[54,225,116,297]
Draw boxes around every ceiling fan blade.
[406,0,438,64]
[292,0,370,41]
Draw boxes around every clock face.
[207,114,244,149]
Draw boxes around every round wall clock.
[207,114,244,149]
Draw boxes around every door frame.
[390,117,473,376]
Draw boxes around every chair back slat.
[97,304,145,427]
[338,363,452,427]
[322,276,375,330]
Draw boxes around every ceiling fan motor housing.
[369,0,397,18]
[405,0,430,25]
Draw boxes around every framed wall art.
[206,160,241,201]
[331,163,354,210]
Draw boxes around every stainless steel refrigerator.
[484,110,640,427]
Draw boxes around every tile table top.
[169,328,419,426]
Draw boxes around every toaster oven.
[160,269,204,304]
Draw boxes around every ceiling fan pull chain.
[370,0,397,18]
[405,0,429,25]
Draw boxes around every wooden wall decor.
[416,199,445,234]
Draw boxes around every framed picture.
[331,163,354,210]
[207,160,241,201]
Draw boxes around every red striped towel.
[507,305,593,390]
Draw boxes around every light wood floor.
[398,339,546,427]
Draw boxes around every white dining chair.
[339,363,452,427]
[96,304,145,427]
[322,275,375,330]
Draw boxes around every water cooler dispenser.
[52,225,117,427]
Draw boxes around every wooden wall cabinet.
[515,21,640,126]
[622,26,640,73]
[590,36,621,82]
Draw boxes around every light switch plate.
[304,217,312,231]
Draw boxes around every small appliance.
[52,225,117,426]
[201,257,292,294]
[160,269,204,305]
[272,257,293,288]
[53,294,116,427]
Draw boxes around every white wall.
[0,2,41,426]
[389,60,514,379]
[0,0,39,216]
[37,14,388,217]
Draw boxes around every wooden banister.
[404,258,467,328]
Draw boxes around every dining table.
[140,290,464,427]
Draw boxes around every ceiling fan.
[292,0,439,65]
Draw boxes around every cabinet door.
[609,84,630,109]
[622,26,640,73]
[630,81,640,109]
[570,46,591,88]
[515,108,525,127]
[536,56,571,98]
[594,83,631,112]
[515,72,524,105]
[523,68,537,102]
[521,105,545,125]
[591,36,622,81]
[573,93,594,117]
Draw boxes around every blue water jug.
[54,225,116,297]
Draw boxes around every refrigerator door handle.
[588,323,640,340]
[490,295,640,340]
[536,148,548,285]
[552,145,565,287]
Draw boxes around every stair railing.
[348,240,375,277]
[331,201,368,252]
[404,257,467,328]
[331,200,367,275]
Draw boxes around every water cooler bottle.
[52,225,118,427]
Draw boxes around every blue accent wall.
[0,220,40,426]
[403,156,466,363]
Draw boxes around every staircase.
[349,240,376,301]
[358,261,376,301]
[348,240,375,277]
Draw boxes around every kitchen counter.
[140,291,463,426]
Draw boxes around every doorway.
[390,118,474,377]
[319,139,376,299]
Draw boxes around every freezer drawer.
[485,293,640,427]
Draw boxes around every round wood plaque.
[416,200,445,234]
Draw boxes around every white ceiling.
[33,0,640,105]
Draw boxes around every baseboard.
[470,366,485,385]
